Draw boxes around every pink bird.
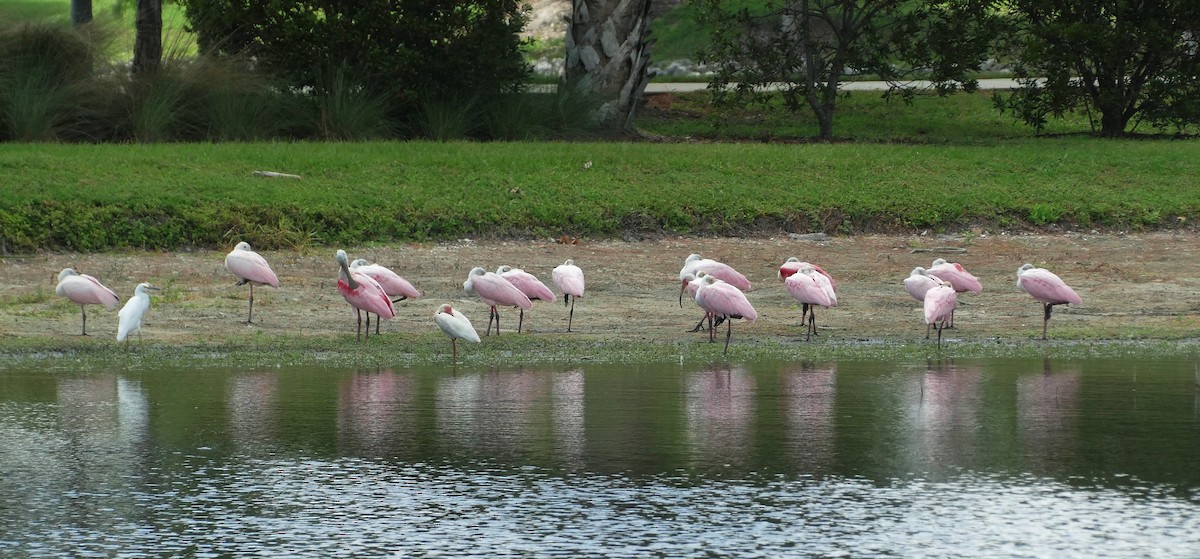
[224,241,280,324]
[350,258,421,335]
[336,250,396,340]
[693,274,758,354]
[927,258,982,328]
[552,259,585,332]
[904,267,944,338]
[497,265,555,333]
[783,262,837,341]
[778,256,837,290]
[682,272,722,334]
[55,268,120,336]
[924,278,958,348]
[678,253,750,307]
[1017,263,1083,340]
[463,266,532,335]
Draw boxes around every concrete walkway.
[645,77,1025,93]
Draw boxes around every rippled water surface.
[2,358,1198,557]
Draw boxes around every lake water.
[1,358,1198,557]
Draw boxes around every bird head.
[234,241,252,251]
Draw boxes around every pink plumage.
[903,267,941,302]
[225,242,280,287]
[779,257,836,290]
[351,260,420,299]
[695,276,757,323]
[924,282,958,326]
[928,258,981,293]
[552,260,585,298]
[466,267,533,309]
[1017,265,1082,305]
[55,269,119,309]
[338,272,396,319]
[680,254,751,291]
[784,268,835,308]
[498,266,556,302]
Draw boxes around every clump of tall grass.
[314,66,394,141]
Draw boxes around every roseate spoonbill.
[682,272,723,333]
[336,250,395,340]
[1016,263,1082,340]
[117,282,160,348]
[434,303,481,362]
[779,258,837,335]
[904,267,944,338]
[694,275,758,355]
[350,258,421,335]
[497,265,555,333]
[463,266,532,335]
[224,242,280,324]
[783,263,837,341]
[924,279,958,348]
[552,259,585,332]
[678,254,751,307]
[928,258,982,328]
[55,268,120,336]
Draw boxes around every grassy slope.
[2,138,1197,253]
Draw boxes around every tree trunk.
[132,0,163,77]
[71,0,93,26]
[563,0,655,131]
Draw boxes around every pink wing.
[501,270,556,302]
[58,275,120,308]
[339,273,396,318]
[1019,269,1082,305]
[475,273,533,309]
[784,273,834,308]
[810,263,837,291]
[924,285,958,325]
[928,262,981,293]
[358,264,420,299]
[903,274,940,302]
[225,250,280,287]
[553,265,585,297]
[698,261,751,291]
[778,261,801,280]
[697,281,758,322]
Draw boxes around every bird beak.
[679,280,687,308]
[148,286,162,291]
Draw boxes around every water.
[1,358,1198,557]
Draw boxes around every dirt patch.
[3,232,1199,345]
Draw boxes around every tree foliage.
[696,0,999,140]
[996,0,1200,135]
[179,0,530,117]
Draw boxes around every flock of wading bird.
[51,242,1083,357]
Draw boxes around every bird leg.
[451,338,458,363]
[723,317,733,355]
[948,308,956,329]
[1042,303,1054,340]
[493,305,501,336]
[800,303,810,331]
[518,308,525,334]
[247,284,255,324]
[937,320,945,349]
[689,313,709,333]
[567,296,575,332]
[925,322,932,340]
[356,308,363,341]
[80,305,88,336]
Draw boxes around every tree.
[562,0,656,132]
[132,0,162,76]
[996,0,1200,135]
[697,0,999,140]
[71,0,93,26]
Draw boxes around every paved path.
[645,78,1025,93]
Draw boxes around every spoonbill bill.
[463,267,532,335]
[1016,263,1082,340]
[117,282,160,348]
[497,265,556,333]
[552,259,585,332]
[224,242,280,324]
[336,250,395,340]
[434,303,481,362]
[694,274,757,354]
[55,268,120,336]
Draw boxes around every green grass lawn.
[2,139,1196,253]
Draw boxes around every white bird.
[904,267,944,338]
[117,282,160,348]
[783,262,837,341]
[924,278,958,348]
[1016,263,1083,340]
[435,303,481,362]
[463,266,532,335]
[55,268,120,336]
[224,241,280,324]
[552,259,586,332]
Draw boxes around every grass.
[0,0,196,60]
[0,135,1197,253]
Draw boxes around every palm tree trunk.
[132,0,162,77]
[563,0,656,132]
[71,0,92,26]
